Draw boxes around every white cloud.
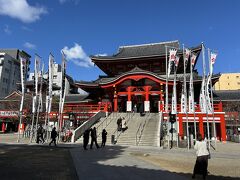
[59,0,79,5]
[23,42,36,50]
[95,53,108,56]
[4,25,11,34]
[0,0,47,23]
[59,0,67,4]
[62,43,94,68]
[21,26,32,32]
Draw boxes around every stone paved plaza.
[0,133,240,180]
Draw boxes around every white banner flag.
[34,55,40,96]
[180,86,187,113]
[32,96,36,113]
[191,53,197,66]
[210,52,217,76]
[167,49,177,77]
[174,55,180,68]
[47,54,54,114]
[171,54,178,115]
[199,79,206,113]
[185,48,191,65]
[206,75,213,113]
[188,53,197,113]
[19,56,27,112]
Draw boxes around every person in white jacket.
[192,133,209,180]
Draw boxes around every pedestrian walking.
[90,127,99,149]
[121,117,127,132]
[192,133,210,180]
[49,127,58,146]
[101,129,107,147]
[133,104,137,113]
[83,129,90,150]
[37,124,45,144]
[117,117,122,131]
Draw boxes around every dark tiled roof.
[91,40,180,60]
[75,67,219,87]
[65,94,91,103]
[213,90,240,101]
[116,41,179,58]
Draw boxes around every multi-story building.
[0,49,31,98]
[214,73,240,90]
[28,63,78,95]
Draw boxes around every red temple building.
[75,40,226,141]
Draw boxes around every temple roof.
[75,67,220,88]
[91,40,201,61]
[213,90,240,101]
[65,94,92,103]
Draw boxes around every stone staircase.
[76,112,127,144]
[138,113,160,147]
[75,112,161,147]
[115,113,149,146]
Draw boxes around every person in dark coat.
[90,127,99,149]
[49,127,58,146]
[101,129,107,147]
[37,124,45,144]
[117,117,122,131]
[83,129,90,150]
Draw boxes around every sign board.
[144,101,150,112]
[127,101,132,112]
[0,111,19,118]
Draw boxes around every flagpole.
[208,48,217,149]
[173,57,178,148]
[202,43,210,148]
[183,45,190,150]
[36,63,44,138]
[18,55,28,143]
[30,54,39,143]
[47,54,54,141]
[165,45,170,149]
[35,56,41,137]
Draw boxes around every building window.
[53,75,57,79]
[238,82,240,85]
[236,76,239,78]
[227,76,229,79]
[5,68,10,74]
[228,83,230,85]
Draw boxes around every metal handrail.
[95,112,115,137]
[71,111,105,142]
[135,119,147,145]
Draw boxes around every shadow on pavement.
[0,144,78,180]
[71,144,240,180]
[0,143,239,180]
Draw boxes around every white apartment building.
[28,63,73,95]
[0,49,31,98]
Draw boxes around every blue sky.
[0,0,240,81]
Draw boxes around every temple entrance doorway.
[132,94,144,113]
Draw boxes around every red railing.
[163,102,223,113]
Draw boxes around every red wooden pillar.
[113,85,118,112]
[220,114,226,141]
[144,86,150,101]
[127,87,131,101]
[160,83,164,111]
[179,115,183,138]
[114,96,118,112]
[199,115,204,138]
